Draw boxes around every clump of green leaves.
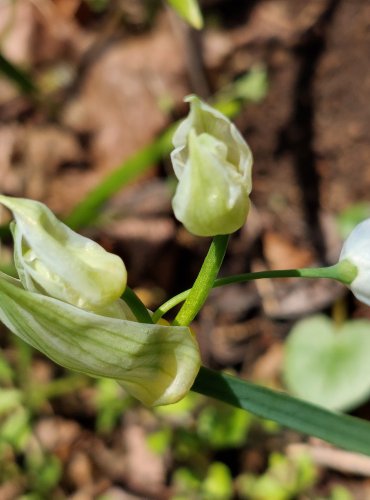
[0,345,62,496]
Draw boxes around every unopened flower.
[339,218,370,305]
[171,95,253,237]
[0,195,126,311]
[0,196,200,405]
[0,271,200,406]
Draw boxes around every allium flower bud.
[0,195,126,311]
[171,96,253,237]
[339,218,370,305]
[0,271,200,406]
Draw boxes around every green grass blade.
[192,366,370,456]
[64,127,174,229]
[0,53,37,95]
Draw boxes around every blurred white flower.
[339,218,370,304]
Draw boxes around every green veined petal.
[0,272,201,406]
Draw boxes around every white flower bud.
[339,218,370,305]
[0,195,126,311]
[171,96,253,237]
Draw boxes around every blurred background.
[0,0,370,498]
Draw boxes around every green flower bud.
[171,96,253,237]
[166,0,203,30]
[0,195,126,311]
[0,271,201,406]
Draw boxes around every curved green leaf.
[192,367,370,456]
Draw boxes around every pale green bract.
[171,96,253,237]
[0,196,201,406]
[166,0,203,29]
[0,195,127,311]
[0,272,200,406]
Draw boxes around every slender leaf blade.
[192,367,370,456]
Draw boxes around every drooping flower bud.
[166,0,203,30]
[339,218,370,305]
[171,95,253,237]
[0,271,201,406]
[0,195,127,311]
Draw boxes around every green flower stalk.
[171,96,253,237]
[0,196,201,406]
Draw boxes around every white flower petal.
[340,218,370,305]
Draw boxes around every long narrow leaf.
[192,367,370,456]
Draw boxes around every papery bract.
[171,95,253,237]
[0,195,126,311]
[0,272,201,406]
[339,218,370,305]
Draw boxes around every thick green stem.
[173,234,230,326]
[153,260,357,322]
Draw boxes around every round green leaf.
[283,315,370,411]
